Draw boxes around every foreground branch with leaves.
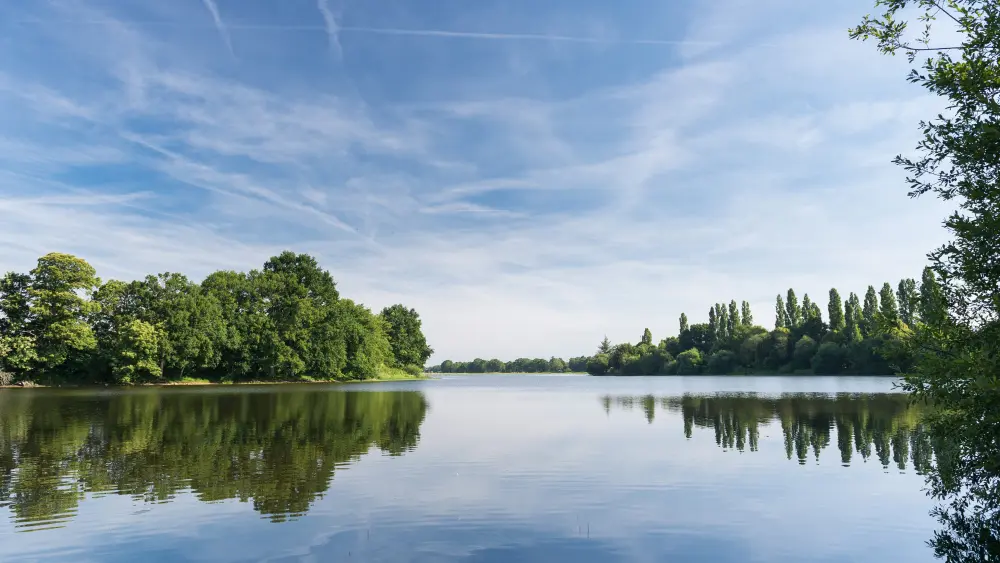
[851,1,1000,560]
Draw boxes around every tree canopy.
[1,252,431,384]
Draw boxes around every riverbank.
[0,367,430,389]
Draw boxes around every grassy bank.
[0,366,430,389]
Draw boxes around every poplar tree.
[844,293,862,342]
[879,282,900,327]
[785,289,801,328]
[918,267,946,327]
[708,307,718,339]
[741,301,753,327]
[719,305,730,341]
[802,294,815,321]
[861,286,879,338]
[828,288,845,332]
[775,295,787,329]
[727,300,738,337]
[896,279,918,326]
[679,313,689,335]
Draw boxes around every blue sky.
[0,0,952,362]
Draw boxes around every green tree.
[878,282,900,329]
[727,300,738,339]
[775,295,787,329]
[379,305,433,369]
[802,294,814,321]
[861,286,879,338]
[828,288,846,332]
[0,273,37,377]
[786,289,801,328]
[675,348,703,375]
[812,342,848,375]
[708,306,719,341]
[598,336,612,355]
[719,304,730,342]
[641,328,653,346]
[679,313,689,334]
[845,293,863,343]
[792,336,818,371]
[741,301,753,327]
[919,266,947,327]
[110,320,164,384]
[586,354,610,375]
[28,253,100,376]
[852,3,1000,559]
[897,278,919,326]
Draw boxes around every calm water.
[0,375,937,562]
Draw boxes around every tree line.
[0,252,433,385]
[427,356,589,374]
[585,269,945,376]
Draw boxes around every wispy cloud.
[316,0,343,58]
[198,0,234,57]
[0,0,953,362]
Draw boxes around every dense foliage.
[427,356,590,374]
[578,276,936,376]
[0,389,428,527]
[850,1,1000,560]
[0,252,432,384]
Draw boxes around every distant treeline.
[0,252,432,385]
[427,356,589,374]
[585,269,945,376]
[430,269,946,377]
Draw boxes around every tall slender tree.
[879,282,900,327]
[641,328,653,346]
[918,267,946,327]
[775,295,787,329]
[828,288,845,332]
[679,313,689,335]
[785,289,801,328]
[741,301,753,327]
[727,300,738,337]
[719,304,730,342]
[844,293,862,342]
[708,307,718,339]
[861,286,879,338]
[896,279,919,326]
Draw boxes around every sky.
[0,0,954,363]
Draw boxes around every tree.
[919,266,947,327]
[845,293,863,342]
[586,354,610,375]
[708,306,718,341]
[775,295,787,329]
[28,253,100,375]
[718,304,730,342]
[379,305,433,369]
[786,289,801,328]
[598,336,612,355]
[680,323,713,356]
[812,342,848,375]
[802,294,814,321]
[679,313,689,335]
[851,3,1000,559]
[861,286,879,338]
[675,348,703,375]
[897,278,919,326]
[741,301,753,327]
[828,289,846,332]
[879,282,901,329]
[641,328,653,346]
[727,301,738,339]
[792,335,818,370]
[0,272,37,377]
[110,319,164,384]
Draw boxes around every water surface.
[0,375,937,562]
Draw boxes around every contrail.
[199,0,234,56]
[13,18,718,47]
[316,0,342,57]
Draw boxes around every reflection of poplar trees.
[600,392,932,470]
[0,389,428,530]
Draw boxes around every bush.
[402,364,423,376]
[675,348,703,375]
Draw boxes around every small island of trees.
[0,252,432,385]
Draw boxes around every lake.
[0,375,937,562]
